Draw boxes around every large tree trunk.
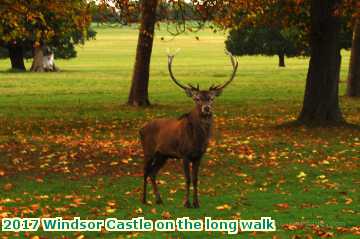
[346,20,360,97]
[30,46,45,72]
[298,0,344,125]
[278,53,285,67]
[8,43,26,71]
[127,0,158,106]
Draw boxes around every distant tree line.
[90,1,203,25]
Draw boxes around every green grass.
[0,25,359,238]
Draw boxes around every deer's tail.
[139,127,144,142]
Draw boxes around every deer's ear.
[211,89,223,97]
[185,89,194,97]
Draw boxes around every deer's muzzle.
[201,105,212,116]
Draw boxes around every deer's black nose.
[203,106,211,112]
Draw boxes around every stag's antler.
[167,49,199,91]
[209,50,238,91]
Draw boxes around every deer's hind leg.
[192,160,201,208]
[142,155,152,204]
[183,159,191,208]
[148,152,168,204]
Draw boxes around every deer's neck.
[188,107,212,137]
[177,108,212,159]
[189,107,212,129]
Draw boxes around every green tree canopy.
[0,0,94,71]
[226,27,303,67]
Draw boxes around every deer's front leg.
[183,159,191,208]
[192,160,201,208]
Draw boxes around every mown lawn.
[0,25,359,238]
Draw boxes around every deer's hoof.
[193,201,200,208]
[184,201,192,208]
[155,198,163,204]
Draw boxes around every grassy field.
[0,25,359,238]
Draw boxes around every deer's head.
[167,50,238,117]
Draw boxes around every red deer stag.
[140,50,238,208]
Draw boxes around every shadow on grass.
[277,120,360,130]
[0,68,87,74]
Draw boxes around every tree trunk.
[278,53,285,67]
[346,20,360,97]
[8,43,26,71]
[30,46,45,72]
[127,0,158,106]
[298,0,344,125]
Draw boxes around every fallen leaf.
[344,197,353,205]
[106,207,116,214]
[319,232,334,238]
[3,183,13,191]
[275,203,289,209]
[297,171,307,178]
[282,224,304,230]
[216,204,231,210]
[107,200,116,207]
[161,211,171,219]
